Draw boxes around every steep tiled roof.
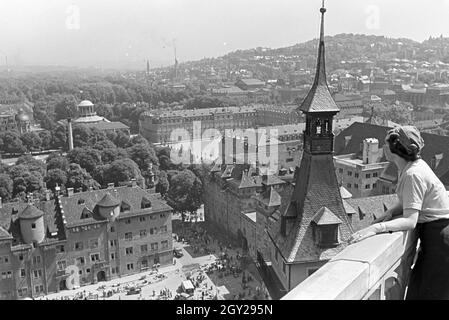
[0,226,12,240]
[262,175,286,186]
[271,154,354,263]
[60,186,171,227]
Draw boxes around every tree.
[72,125,92,148]
[155,171,170,196]
[0,174,13,201]
[102,159,144,187]
[113,130,131,148]
[168,169,203,214]
[38,131,53,150]
[20,132,42,152]
[54,96,78,121]
[45,169,68,189]
[101,148,129,164]
[66,163,100,191]
[46,155,69,171]
[0,131,26,154]
[12,171,44,198]
[127,143,158,171]
[51,125,68,150]
[67,147,102,173]
[15,155,46,176]
[93,139,116,151]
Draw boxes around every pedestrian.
[350,126,449,300]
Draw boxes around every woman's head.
[384,126,425,162]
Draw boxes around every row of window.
[346,183,377,190]
[124,226,168,241]
[124,240,169,255]
[338,168,379,179]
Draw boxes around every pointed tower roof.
[18,205,44,220]
[97,193,120,208]
[298,2,339,114]
[312,207,343,225]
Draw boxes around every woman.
[349,125,449,300]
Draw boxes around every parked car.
[173,248,183,258]
[126,287,141,295]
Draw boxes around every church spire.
[315,0,327,86]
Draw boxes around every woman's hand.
[349,224,380,244]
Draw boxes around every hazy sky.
[0,0,448,69]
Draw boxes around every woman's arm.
[349,208,418,243]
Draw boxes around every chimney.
[0,197,2,208]
[107,183,115,189]
[67,118,74,151]
[363,138,379,165]
[344,135,352,148]
[67,188,74,197]
[131,179,137,187]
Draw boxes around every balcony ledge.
[283,229,417,300]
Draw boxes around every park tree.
[0,174,13,201]
[38,131,53,150]
[101,148,129,164]
[67,147,102,173]
[66,163,100,191]
[51,125,68,149]
[46,154,69,171]
[112,130,131,148]
[15,155,46,177]
[20,132,42,152]
[93,139,116,151]
[167,169,203,214]
[0,131,27,154]
[54,96,78,121]
[72,125,92,148]
[102,159,144,187]
[45,169,68,190]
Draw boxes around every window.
[373,183,377,189]
[110,253,116,260]
[18,254,24,261]
[365,185,371,189]
[142,259,148,268]
[125,219,131,225]
[86,268,91,274]
[125,232,133,241]
[18,288,27,297]
[366,173,371,179]
[354,184,359,189]
[33,269,43,279]
[110,226,115,233]
[151,243,158,251]
[160,213,166,219]
[141,245,148,253]
[160,226,167,234]
[150,215,157,220]
[139,216,146,222]
[90,239,99,249]
[31,223,36,229]
[20,269,26,278]
[32,256,41,265]
[56,260,67,271]
[338,168,343,173]
[347,183,351,189]
[347,171,352,177]
[56,245,65,253]
[90,253,100,262]
[354,173,359,178]
[109,240,117,247]
[149,228,155,235]
[140,230,147,238]
[74,242,83,251]
[127,263,134,271]
[318,225,339,247]
[34,285,44,294]
[125,247,133,255]
[76,257,85,265]
[161,240,168,249]
[78,270,83,275]
[373,172,378,178]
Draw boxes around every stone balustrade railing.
[282,229,418,300]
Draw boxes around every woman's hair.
[386,132,420,162]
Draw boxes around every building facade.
[0,184,173,300]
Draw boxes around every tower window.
[31,223,36,229]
